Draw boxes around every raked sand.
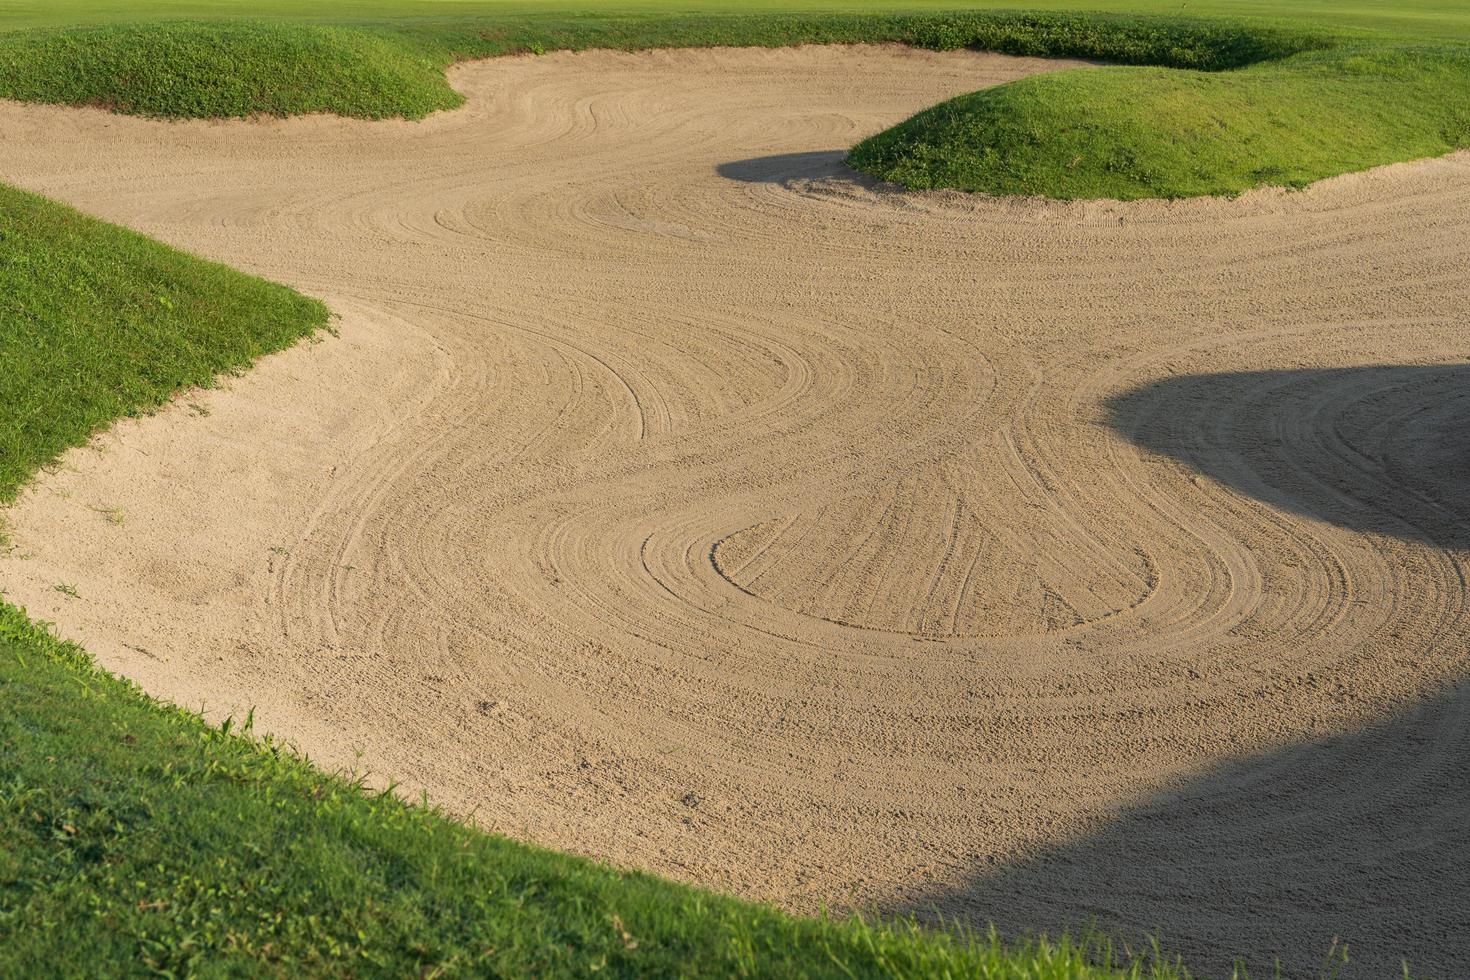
[2,46,1468,977]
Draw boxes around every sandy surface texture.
[2,46,1468,977]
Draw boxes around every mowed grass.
[0,12,1326,121]
[0,141,1192,977]
[2,0,1469,41]
[847,40,1470,198]
[1,5,1468,197]
[0,185,327,502]
[0,608,1191,977]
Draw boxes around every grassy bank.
[0,12,1327,121]
[1,7,1467,198]
[0,159,1189,976]
[0,608,1187,976]
[0,185,327,502]
[847,35,1470,198]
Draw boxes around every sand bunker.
[2,46,1467,977]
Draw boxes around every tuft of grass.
[90,505,125,525]
[0,184,327,502]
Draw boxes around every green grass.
[0,21,460,119]
[0,185,327,502]
[0,607,1192,977]
[2,1,1469,42]
[0,136,1192,977]
[847,31,1470,198]
[0,12,1328,121]
[2,5,1468,197]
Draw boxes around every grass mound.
[1,9,1461,198]
[0,21,459,118]
[0,12,1328,121]
[894,11,1327,69]
[847,39,1470,199]
[0,185,327,500]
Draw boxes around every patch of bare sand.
[2,46,1467,977]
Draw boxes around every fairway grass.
[3,0,1470,42]
[1,8,1467,198]
[0,185,327,503]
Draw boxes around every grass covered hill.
[0,7,1467,198]
[0,12,1324,120]
[847,32,1470,198]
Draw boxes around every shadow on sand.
[902,365,1470,977]
[905,684,1469,977]
[1106,364,1470,551]
[716,149,869,187]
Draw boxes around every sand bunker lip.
[1,46,1468,978]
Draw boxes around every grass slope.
[0,12,1325,121]
[0,156,1188,978]
[1,7,1467,198]
[847,35,1470,198]
[0,21,457,119]
[0,185,327,502]
[0,608,1188,977]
